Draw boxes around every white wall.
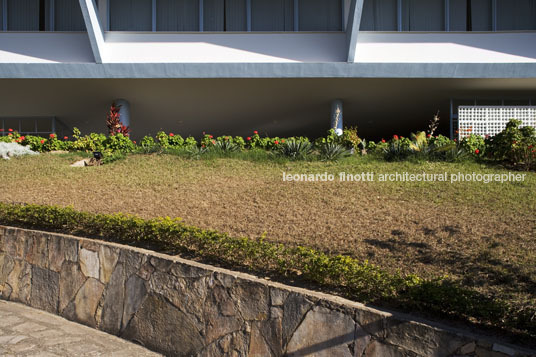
[102,32,347,63]
[0,33,95,63]
[354,32,536,63]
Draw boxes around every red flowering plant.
[460,134,485,158]
[106,102,130,137]
[382,134,412,161]
[42,133,65,151]
[246,130,262,149]
[0,129,17,143]
[19,135,52,152]
[156,131,185,148]
[200,134,217,148]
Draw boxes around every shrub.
[460,134,486,157]
[106,102,130,136]
[315,128,360,152]
[383,136,412,161]
[276,139,312,160]
[156,131,185,149]
[103,133,135,153]
[42,133,66,152]
[341,126,361,151]
[485,119,536,169]
[71,128,107,152]
[139,135,158,153]
[186,145,208,160]
[213,139,239,153]
[428,134,454,149]
[319,142,352,161]
[409,131,430,155]
[431,143,469,162]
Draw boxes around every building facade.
[0,0,535,139]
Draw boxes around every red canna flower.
[475,149,480,155]
[8,133,12,136]
[8,128,13,132]
[253,131,258,135]
[281,139,285,143]
[40,139,45,144]
[393,135,399,140]
[274,140,279,145]
[19,136,25,141]
[63,136,68,140]
[133,141,136,144]
[49,133,55,138]
[381,139,386,143]
[427,134,431,138]
[201,144,206,148]
[246,137,251,141]
[209,135,213,139]
[211,140,215,144]
[169,133,174,137]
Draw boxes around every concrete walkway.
[0,300,161,356]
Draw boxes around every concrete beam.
[346,0,364,63]
[2,62,536,79]
[79,0,105,63]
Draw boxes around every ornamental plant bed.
[0,153,535,345]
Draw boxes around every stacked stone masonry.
[0,226,534,357]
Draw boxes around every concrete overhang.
[1,62,536,79]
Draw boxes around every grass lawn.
[1,151,535,335]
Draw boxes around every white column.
[346,0,364,63]
[331,100,344,136]
[114,99,131,129]
[79,0,106,63]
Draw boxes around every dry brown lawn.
[1,152,535,311]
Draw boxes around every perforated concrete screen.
[458,106,536,138]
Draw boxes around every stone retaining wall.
[0,226,534,357]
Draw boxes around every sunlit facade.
[0,0,535,138]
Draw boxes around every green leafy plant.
[156,131,185,148]
[186,145,208,160]
[276,139,312,160]
[213,139,239,153]
[409,131,429,153]
[485,119,536,169]
[319,142,352,161]
[71,128,107,152]
[460,134,486,157]
[103,133,135,153]
[139,135,159,154]
[383,135,412,161]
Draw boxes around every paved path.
[0,300,161,356]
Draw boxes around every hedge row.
[0,202,534,340]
